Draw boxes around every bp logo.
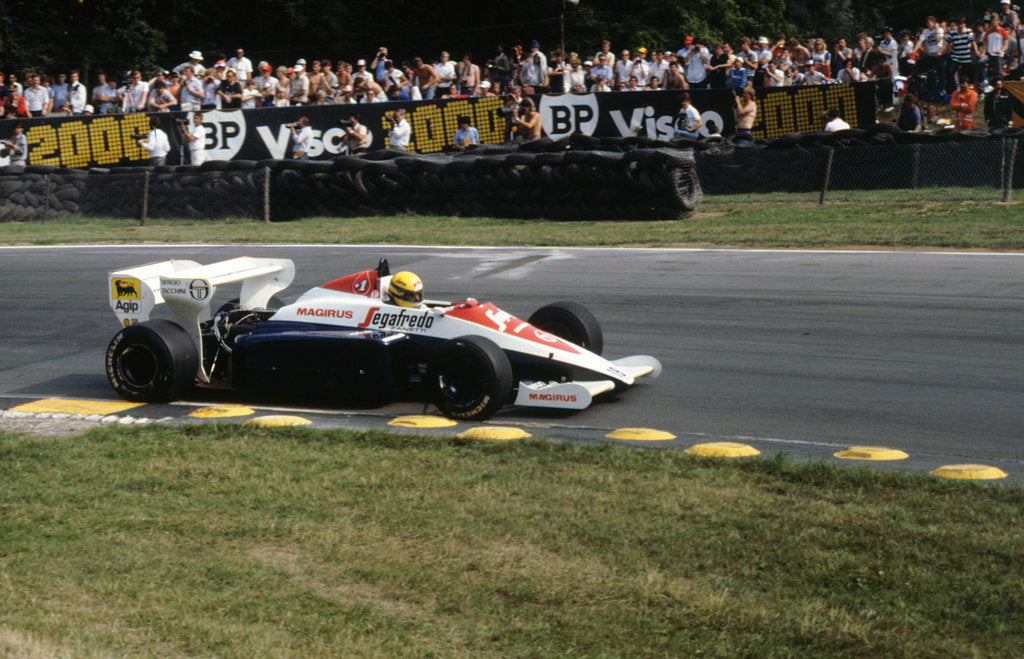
[539,93,599,138]
[189,279,210,301]
[199,110,247,161]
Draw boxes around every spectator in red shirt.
[949,79,977,129]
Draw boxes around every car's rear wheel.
[429,335,513,420]
[528,301,604,355]
[106,320,199,403]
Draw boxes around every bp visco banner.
[2,83,877,168]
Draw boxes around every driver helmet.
[388,271,423,308]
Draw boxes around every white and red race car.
[106,257,660,420]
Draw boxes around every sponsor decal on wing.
[443,302,580,354]
[111,277,141,300]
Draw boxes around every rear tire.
[429,335,513,420]
[528,301,604,355]
[106,320,199,403]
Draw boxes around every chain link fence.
[0,136,1020,223]
[695,137,1020,204]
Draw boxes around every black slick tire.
[527,301,604,355]
[429,335,513,420]
[105,319,199,403]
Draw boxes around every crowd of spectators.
[0,5,1020,131]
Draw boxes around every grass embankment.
[1,425,1021,656]
[3,201,1024,250]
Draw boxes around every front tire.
[429,335,513,420]
[106,320,199,403]
[528,301,604,355]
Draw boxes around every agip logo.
[111,277,141,300]
[540,93,599,138]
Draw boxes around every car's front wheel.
[528,301,604,355]
[429,335,513,420]
[106,320,199,403]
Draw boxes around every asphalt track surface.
[2,244,1022,480]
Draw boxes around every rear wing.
[109,257,295,327]
[108,257,295,381]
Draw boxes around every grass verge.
[3,201,1024,250]
[1,424,1021,656]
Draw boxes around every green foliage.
[0,0,996,75]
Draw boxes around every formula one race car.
[105,257,660,420]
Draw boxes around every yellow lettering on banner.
[444,100,474,141]
[792,86,827,134]
[825,85,857,125]
[380,110,396,149]
[755,92,796,139]
[90,117,124,165]
[411,104,445,153]
[474,96,504,144]
[58,121,91,169]
[120,114,149,161]
[27,125,60,166]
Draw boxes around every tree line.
[0,0,991,76]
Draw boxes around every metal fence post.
[262,166,271,223]
[819,147,834,205]
[42,173,51,221]
[1003,137,1018,204]
[141,170,150,226]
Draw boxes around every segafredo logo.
[199,110,247,161]
[357,306,435,332]
[540,93,599,137]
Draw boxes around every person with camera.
[289,116,313,160]
[2,123,28,166]
[733,88,757,142]
[121,71,149,113]
[146,80,176,112]
[137,118,171,166]
[180,114,207,165]
[512,98,542,141]
[179,66,204,112]
[387,108,411,150]
[342,114,371,154]
[673,93,702,139]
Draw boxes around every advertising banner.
[0,83,878,168]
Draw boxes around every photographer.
[136,118,171,166]
[179,66,204,112]
[733,88,757,142]
[2,123,28,166]
[146,80,176,112]
[342,113,371,154]
[180,114,206,165]
[512,98,542,141]
[289,116,313,160]
[388,108,411,151]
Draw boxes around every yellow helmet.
[388,271,423,308]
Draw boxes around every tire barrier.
[2,127,1021,222]
[0,144,702,222]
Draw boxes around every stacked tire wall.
[0,140,702,222]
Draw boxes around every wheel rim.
[118,343,159,389]
[437,355,485,410]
